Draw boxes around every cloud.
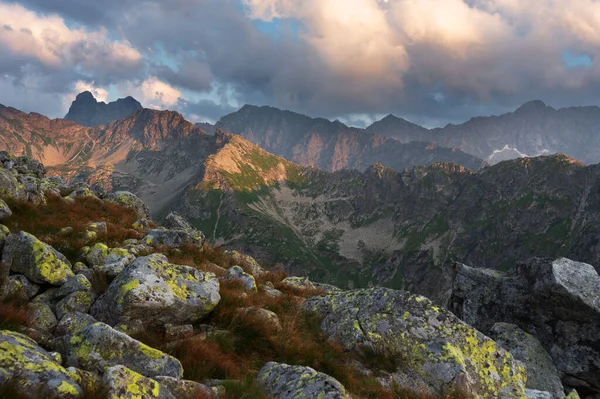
[118,77,183,110]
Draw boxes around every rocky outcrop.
[52,322,183,379]
[450,258,600,395]
[106,191,150,220]
[0,330,83,398]
[91,254,220,328]
[257,362,351,399]
[82,243,135,277]
[143,228,205,248]
[303,287,527,397]
[2,232,74,285]
[223,266,257,292]
[65,91,143,127]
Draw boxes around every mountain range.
[2,93,600,301]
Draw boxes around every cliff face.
[216,105,484,172]
[65,91,143,127]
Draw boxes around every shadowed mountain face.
[367,100,600,165]
[215,105,484,172]
[65,91,143,127]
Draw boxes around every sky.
[1,0,600,128]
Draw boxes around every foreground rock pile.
[0,153,593,398]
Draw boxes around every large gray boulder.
[0,330,83,398]
[303,287,527,397]
[163,211,193,230]
[257,362,350,399]
[91,254,220,328]
[52,322,183,379]
[143,228,205,248]
[106,191,150,219]
[2,231,74,285]
[450,258,600,394]
[223,266,257,292]
[0,168,27,202]
[490,323,565,398]
[82,243,135,277]
[103,365,174,399]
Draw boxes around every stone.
[55,312,98,337]
[83,243,135,277]
[55,275,92,298]
[257,362,351,399]
[490,323,565,398]
[237,307,282,332]
[28,302,58,335]
[163,211,194,230]
[2,231,74,285]
[260,282,283,297]
[154,375,215,398]
[0,330,83,398]
[56,291,95,320]
[224,250,265,277]
[91,254,220,328]
[0,224,9,253]
[0,199,12,220]
[53,322,183,378]
[279,276,316,291]
[223,266,257,292]
[303,287,527,397]
[65,367,102,396]
[103,365,174,399]
[143,228,205,248]
[8,274,40,299]
[106,191,150,219]
[164,324,194,342]
[65,187,98,202]
[450,258,600,394]
[0,168,27,202]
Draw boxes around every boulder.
[143,228,205,248]
[106,191,150,219]
[154,375,216,398]
[8,274,40,299]
[0,224,9,253]
[303,287,527,397]
[0,330,83,398]
[0,199,12,220]
[223,266,257,292]
[103,365,174,399]
[2,231,74,285]
[237,307,281,332]
[164,324,194,342]
[257,362,351,399]
[83,243,135,277]
[0,168,27,201]
[65,367,102,396]
[55,275,92,298]
[53,322,183,378]
[91,254,220,328]
[163,211,193,230]
[55,312,98,337]
[28,302,58,335]
[261,282,283,298]
[490,323,564,398]
[224,250,265,277]
[84,222,107,241]
[450,258,600,393]
[279,276,340,293]
[56,291,95,320]
[65,187,98,202]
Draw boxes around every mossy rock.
[223,266,257,292]
[0,330,83,398]
[103,365,173,399]
[106,191,150,220]
[56,291,95,320]
[53,322,183,379]
[303,287,527,397]
[0,199,12,220]
[2,231,74,285]
[91,254,220,328]
[83,243,135,278]
[256,361,351,399]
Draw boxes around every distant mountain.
[367,100,600,165]
[215,105,483,172]
[65,91,143,127]
[195,122,216,135]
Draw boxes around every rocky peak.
[515,100,553,114]
[65,91,143,127]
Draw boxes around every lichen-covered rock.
[55,275,92,298]
[28,302,58,334]
[103,365,174,399]
[0,330,83,398]
[450,258,600,394]
[84,221,107,241]
[163,211,193,230]
[261,282,283,297]
[56,291,95,320]
[224,250,265,277]
[491,323,565,398]
[223,266,257,292]
[279,276,340,293]
[0,168,27,202]
[257,362,351,399]
[83,243,135,277]
[155,375,215,398]
[9,274,40,299]
[133,218,151,231]
[106,191,150,219]
[65,187,98,202]
[91,254,220,328]
[2,231,74,285]
[303,287,527,397]
[54,322,183,378]
[0,199,12,220]
[0,224,9,253]
[0,275,28,303]
[238,307,281,332]
[65,367,102,396]
[143,228,205,248]
[55,312,98,337]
